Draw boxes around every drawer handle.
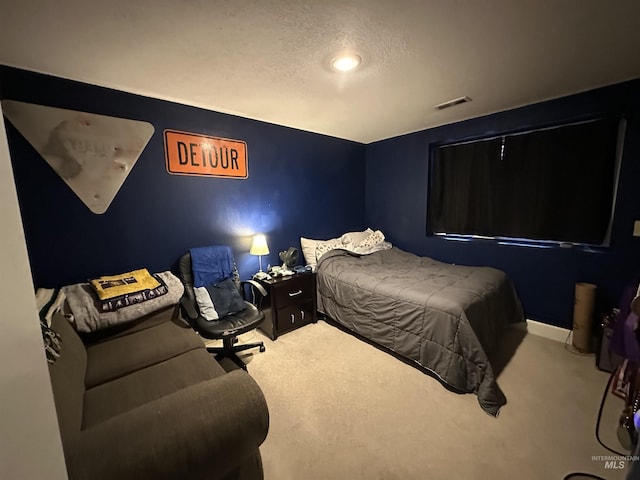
[288,290,303,297]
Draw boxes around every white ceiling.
[1,0,640,144]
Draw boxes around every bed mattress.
[316,247,524,416]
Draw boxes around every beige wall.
[0,105,67,478]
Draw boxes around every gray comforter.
[316,247,524,416]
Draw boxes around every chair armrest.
[241,280,267,307]
[66,371,269,480]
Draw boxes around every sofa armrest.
[66,371,269,480]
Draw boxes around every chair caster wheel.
[259,345,266,353]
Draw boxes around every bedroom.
[2,1,640,479]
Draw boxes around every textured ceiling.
[1,0,640,144]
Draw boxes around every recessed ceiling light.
[331,53,362,72]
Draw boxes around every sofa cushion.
[84,312,205,388]
[82,347,226,428]
[68,372,268,480]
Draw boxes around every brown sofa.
[48,304,269,480]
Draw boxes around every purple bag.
[610,276,640,362]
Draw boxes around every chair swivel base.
[206,337,266,371]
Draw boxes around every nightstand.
[255,273,317,340]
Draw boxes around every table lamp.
[250,234,270,279]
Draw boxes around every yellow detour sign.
[164,129,248,178]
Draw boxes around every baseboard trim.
[512,319,572,344]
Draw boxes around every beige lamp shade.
[250,234,269,275]
[250,234,269,256]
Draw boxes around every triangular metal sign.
[2,100,155,214]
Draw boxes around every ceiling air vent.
[434,96,471,111]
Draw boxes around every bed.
[312,239,524,416]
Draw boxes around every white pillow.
[340,228,373,246]
[194,287,221,321]
[300,236,341,268]
[300,237,320,267]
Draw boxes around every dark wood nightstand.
[255,273,317,340]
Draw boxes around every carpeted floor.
[230,321,630,480]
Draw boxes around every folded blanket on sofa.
[90,268,161,301]
[63,271,184,333]
[98,274,168,312]
[35,288,65,363]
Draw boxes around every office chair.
[178,248,266,371]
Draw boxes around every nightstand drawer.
[276,301,314,334]
[272,275,313,306]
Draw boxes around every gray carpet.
[231,321,630,480]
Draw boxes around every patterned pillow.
[315,238,344,262]
[301,236,340,267]
[340,228,374,246]
[353,230,386,250]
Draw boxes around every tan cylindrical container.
[572,282,596,353]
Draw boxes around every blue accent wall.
[0,66,366,287]
[4,64,639,329]
[365,79,640,328]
